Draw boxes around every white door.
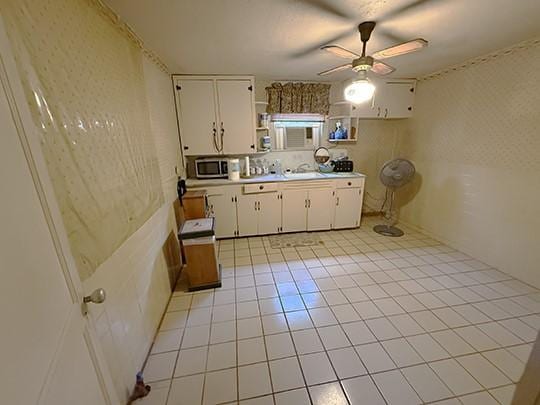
[380,81,415,118]
[237,193,258,237]
[176,79,219,155]
[0,66,116,404]
[334,188,362,229]
[207,193,238,238]
[281,189,308,232]
[216,79,255,154]
[307,189,335,231]
[258,192,282,235]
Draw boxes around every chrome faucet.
[294,163,312,173]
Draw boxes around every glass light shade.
[344,79,375,104]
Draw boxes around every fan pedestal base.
[373,224,404,237]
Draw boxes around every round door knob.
[83,288,106,304]
[259,185,264,190]
[348,182,352,186]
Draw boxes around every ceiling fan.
[318,21,428,77]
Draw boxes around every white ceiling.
[104,0,540,81]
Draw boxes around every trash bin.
[179,217,221,291]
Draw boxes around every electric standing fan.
[373,158,415,237]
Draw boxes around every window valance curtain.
[266,82,331,115]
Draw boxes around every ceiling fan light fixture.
[373,38,428,59]
[344,72,375,104]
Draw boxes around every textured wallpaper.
[1,0,164,280]
[398,38,540,287]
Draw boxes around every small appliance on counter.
[228,158,240,181]
[195,158,228,179]
[332,158,354,172]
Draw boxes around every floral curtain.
[266,82,331,115]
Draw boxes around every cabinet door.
[176,79,219,155]
[207,194,237,238]
[258,192,282,235]
[307,188,335,231]
[281,189,308,232]
[236,193,258,237]
[216,80,255,154]
[334,188,362,229]
[351,98,379,118]
[379,81,415,118]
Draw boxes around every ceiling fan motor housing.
[352,55,374,72]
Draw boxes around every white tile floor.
[137,218,540,405]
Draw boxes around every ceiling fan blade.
[291,27,357,58]
[318,63,352,76]
[381,0,444,20]
[292,0,349,19]
[371,60,395,75]
[372,39,428,60]
[321,45,360,59]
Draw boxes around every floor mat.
[268,232,324,248]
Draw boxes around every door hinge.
[248,85,253,91]
[176,85,181,90]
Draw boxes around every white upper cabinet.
[175,79,218,155]
[174,75,256,156]
[376,81,416,118]
[216,80,256,154]
[332,79,416,119]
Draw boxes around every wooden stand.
[182,190,207,220]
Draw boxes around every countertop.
[186,171,365,187]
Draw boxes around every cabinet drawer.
[243,183,278,194]
[335,178,363,189]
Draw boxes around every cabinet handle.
[257,201,261,210]
[212,122,221,152]
[336,197,340,206]
[377,107,381,117]
[308,199,311,208]
[305,199,307,208]
[384,108,388,118]
[254,201,257,211]
[220,122,224,151]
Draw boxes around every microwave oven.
[195,158,228,178]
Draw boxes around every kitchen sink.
[283,172,325,179]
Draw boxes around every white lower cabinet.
[237,191,281,236]
[192,177,365,238]
[207,192,238,238]
[334,187,363,229]
[236,193,258,236]
[281,189,308,232]
[307,188,335,231]
[258,193,282,234]
[281,187,335,232]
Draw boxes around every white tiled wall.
[398,38,540,288]
[83,53,182,402]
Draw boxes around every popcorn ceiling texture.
[1,0,164,280]
[398,37,540,288]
